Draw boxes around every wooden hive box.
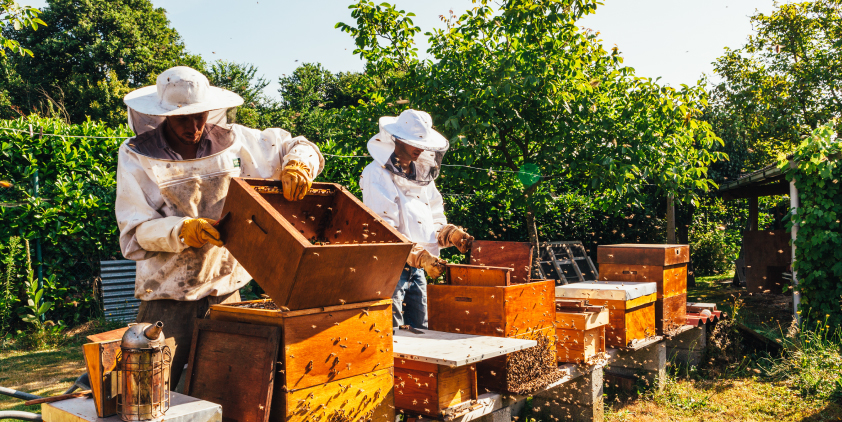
[427,279,559,393]
[208,299,393,393]
[467,240,534,284]
[394,360,476,418]
[598,244,689,335]
[554,300,609,364]
[555,281,657,349]
[219,179,413,311]
[392,329,537,419]
[447,264,513,287]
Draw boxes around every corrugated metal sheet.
[100,260,139,323]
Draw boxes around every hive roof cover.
[393,329,537,367]
[555,281,657,301]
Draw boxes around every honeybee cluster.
[504,334,564,395]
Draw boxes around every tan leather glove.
[438,224,474,254]
[180,218,223,248]
[281,160,313,201]
[417,250,447,279]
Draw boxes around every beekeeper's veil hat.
[123,66,244,135]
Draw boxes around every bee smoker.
[118,321,171,421]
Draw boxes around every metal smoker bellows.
[119,321,171,421]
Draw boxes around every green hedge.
[784,123,842,325]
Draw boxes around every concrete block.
[533,368,603,422]
[605,342,666,391]
[666,326,706,368]
[473,406,511,422]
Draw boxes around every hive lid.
[393,329,537,367]
[555,281,657,301]
[598,244,690,266]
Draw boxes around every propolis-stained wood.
[597,244,689,267]
[427,280,555,337]
[554,302,608,364]
[468,240,533,284]
[220,179,413,311]
[272,367,395,422]
[394,359,477,418]
[208,299,393,391]
[656,293,687,335]
[447,264,512,287]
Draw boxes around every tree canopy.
[0,0,202,124]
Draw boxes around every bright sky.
[27,0,786,96]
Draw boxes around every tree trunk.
[526,203,540,279]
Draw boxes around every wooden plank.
[85,327,129,343]
[447,264,512,287]
[82,340,120,417]
[555,308,608,331]
[468,241,533,284]
[185,319,281,422]
[277,367,395,422]
[392,329,537,367]
[208,299,392,326]
[282,302,393,390]
[597,244,690,266]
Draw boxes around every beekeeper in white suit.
[361,109,473,329]
[116,66,324,385]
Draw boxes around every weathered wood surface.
[428,280,555,338]
[85,326,129,343]
[392,328,537,367]
[555,281,657,302]
[447,264,512,287]
[209,299,393,390]
[185,319,281,422]
[598,264,687,299]
[468,241,533,284]
[597,244,690,266]
[394,360,477,418]
[655,293,687,335]
[272,367,395,422]
[220,178,413,310]
[82,340,121,417]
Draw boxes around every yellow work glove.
[180,218,223,248]
[418,250,447,279]
[280,160,313,201]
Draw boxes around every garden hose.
[0,411,42,421]
[0,386,41,401]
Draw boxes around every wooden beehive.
[208,299,393,392]
[467,240,534,284]
[554,300,609,364]
[598,244,689,335]
[427,279,556,337]
[473,326,558,394]
[428,279,559,393]
[555,281,657,349]
[394,360,477,418]
[219,179,413,311]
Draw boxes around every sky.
[26,0,787,97]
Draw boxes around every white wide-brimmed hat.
[123,66,243,116]
[379,109,449,152]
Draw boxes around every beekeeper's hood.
[123,66,244,135]
[367,109,449,186]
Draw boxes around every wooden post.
[666,195,676,244]
[789,165,800,325]
[749,197,759,231]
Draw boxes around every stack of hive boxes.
[191,179,415,422]
[598,244,690,335]
[427,241,560,394]
[554,299,609,363]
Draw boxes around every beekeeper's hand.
[180,218,223,248]
[418,250,447,279]
[281,160,312,201]
[438,224,474,254]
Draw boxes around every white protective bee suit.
[116,67,324,302]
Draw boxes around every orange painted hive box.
[554,300,609,364]
[555,281,657,348]
[219,179,413,311]
[598,244,689,334]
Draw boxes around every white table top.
[393,328,537,367]
[555,281,657,301]
[42,392,221,422]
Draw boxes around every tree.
[207,60,269,108]
[0,1,45,57]
[706,0,842,181]
[0,0,203,125]
[337,0,725,250]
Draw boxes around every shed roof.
[717,159,791,200]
